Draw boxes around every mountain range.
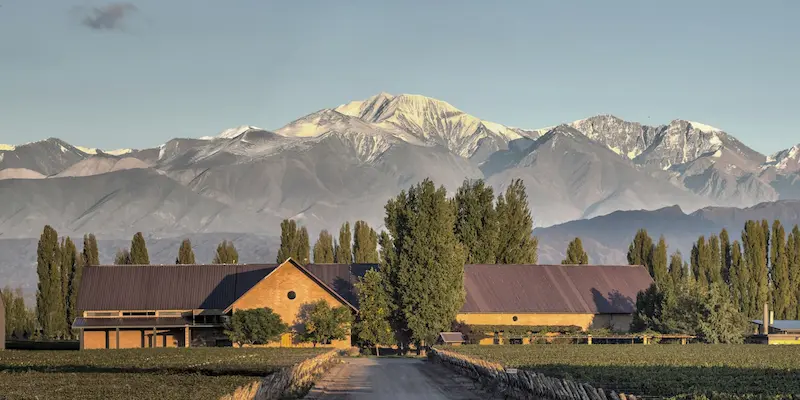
[1,92,799,296]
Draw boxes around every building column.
[116,328,120,349]
[184,325,190,348]
[153,327,157,348]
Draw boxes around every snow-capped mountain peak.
[765,144,800,173]
[307,92,527,157]
[202,125,264,140]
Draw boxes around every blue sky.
[0,1,797,153]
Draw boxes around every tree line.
[628,220,800,343]
[277,220,380,264]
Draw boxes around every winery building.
[459,264,653,343]
[73,260,652,349]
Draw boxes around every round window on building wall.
[512,316,518,322]
[287,291,296,300]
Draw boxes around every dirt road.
[305,357,495,400]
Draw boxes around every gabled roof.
[304,263,378,306]
[224,259,358,312]
[76,263,278,312]
[462,264,653,314]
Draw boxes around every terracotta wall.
[82,328,184,349]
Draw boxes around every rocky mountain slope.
[0,92,798,242]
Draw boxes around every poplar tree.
[130,232,149,264]
[495,179,537,264]
[691,236,709,290]
[453,179,497,264]
[562,237,589,265]
[668,251,685,284]
[82,234,99,266]
[720,228,732,285]
[382,179,466,349]
[353,221,380,263]
[36,225,61,339]
[313,230,335,263]
[788,226,800,319]
[61,237,78,337]
[297,227,311,264]
[277,219,299,262]
[771,221,790,318]
[354,269,394,356]
[743,220,767,317]
[627,229,654,271]
[334,222,353,264]
[708,234,722,285]
[176,239,196,264]
[213,240,239,264]
[115,248,132,265]
[730,240,749,314]
[651,236,668,285]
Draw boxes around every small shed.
[437,332,465,346]
[1,294,5,350]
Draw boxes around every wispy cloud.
[81,3,138,31]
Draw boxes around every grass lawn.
[443,344,800,399]
[0,347,327,400]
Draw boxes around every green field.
[0,348,327,400]
[443,344,800,399]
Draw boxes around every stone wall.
[429,347,641,400]
[220,349,341,400]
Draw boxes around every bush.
[298,300,352,347]
[225,308,288,346]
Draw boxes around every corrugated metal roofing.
[462,264,653,314]
[751,319,800,333]
[76,264,277,312]
[304,263,378,306]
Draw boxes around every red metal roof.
[462,264,653,314]
[76,264,277,312]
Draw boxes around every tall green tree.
[669,251,686,284]
[313,230,335,263]
[213,240,239,264]
[277,219,299,262]
[382,179,467,349]
[114,248,132,265]
[562,237,589,265]
[788,226,800,319]
[61,237,78,337]
[353,221,380,263]
[2,287,36,339]
[720,228,732,285]
[691,236,710,290]
[334,222,353,264]
[627,229,654,271]
[708,234,722,285]
[771,220,791,318]
[176,239,195,264]
[495,179,537,264]
[651,236,668,285]
[743,220,767,317]
[130,232,149,264]
[729,240,748,313]
[36,225,63,339]
[83,234,99,266]
[453,179,497,264]
[354,269,394,355]
[297,227,310,264]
